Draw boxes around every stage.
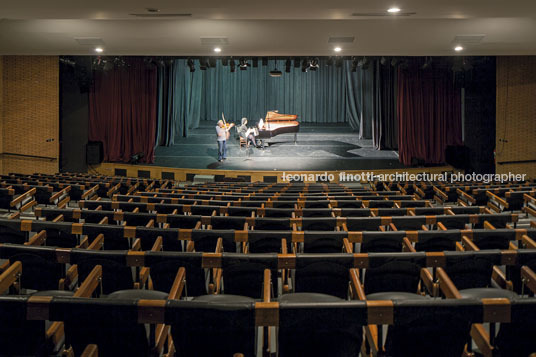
[153,122,404,171]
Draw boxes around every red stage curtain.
[89,58,157,163]
[397,60,462,166]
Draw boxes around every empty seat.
[168,294,256,357]
[293,254,353,299]
[61,289,168,357]
[278,293,364,357]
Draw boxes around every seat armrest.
[25,230,47,246]
[462,236,479,251]
[521,265,536,294]
[132,238,142,251]
[168,267,186,300]
[437,267,462,299]
[75,265,102,297]
[80,344,98,357]
[492,266,512,290]
[0,261,22,294]
[349,268,366,300]
[88,234,104,250]
[263,269,272,302]
[402,237,416,252]
[420,268,436,296]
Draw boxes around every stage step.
[193,174,215,184]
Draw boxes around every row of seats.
[1,173,536,356]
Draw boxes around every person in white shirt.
[215,120,233,162]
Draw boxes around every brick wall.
[496,56,536,179]
[1,56,59,174]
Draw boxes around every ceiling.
[1,0,536,56]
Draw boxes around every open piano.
[256,111,299,146]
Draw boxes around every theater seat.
[168,294,256,357]
[495,298,536,357]
[64,289,168,357]
[458,287,519,300]
[278,293,364,357]
[380,294,473,357]
[364,261,422,295]
[293,256,352,299]
[0,291,74,356]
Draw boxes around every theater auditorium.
[0,0,536,356]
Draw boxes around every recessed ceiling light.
[388,7,401,13]
[95,47,103,53]
[334,47,342,52]
[214,47,222,53]
[454,45,464,52]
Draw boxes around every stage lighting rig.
[269,58,282,77]
[239,58,249,70]
[187,58,195,72]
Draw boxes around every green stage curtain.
[156,59,374,144]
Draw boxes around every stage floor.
[153,122,405,171]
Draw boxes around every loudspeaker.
[445,146,469,169]
[86,141,103,165]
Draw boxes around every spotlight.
[95,47,104,53]
[462,57,473,71]
[351,57,358,72]
[103,59,114,71]
[92,56,103,70]
[358,56,369,70]
[285,58,291,73]
[187,58,195,72]
[239,58,249,70]
[334,47,342,52]
[214,47,221,53]
[113,57,127,68]
[59,57,76,67]
[421,56,432,70]
[308,58,319,71]
[387,7,401,13]
[301,59,308,72]
[143,57,153,64]
[454,45,464,52]
[269,59,282,77]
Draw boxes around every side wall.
[1,56,59,174]
[496,56,536,178]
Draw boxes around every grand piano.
[256,110,300,145]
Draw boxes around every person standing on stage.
[216,120,233,162]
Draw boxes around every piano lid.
[265,110,298,122]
